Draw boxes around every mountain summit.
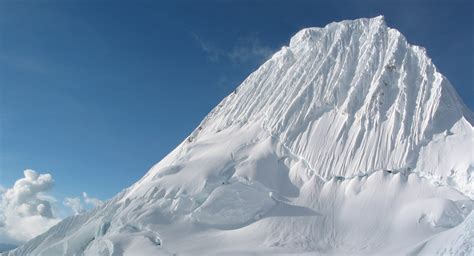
[5,16,473,256]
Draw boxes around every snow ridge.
[183,15,473,195]
[4,16,473,256]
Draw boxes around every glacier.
[4,16,473,255]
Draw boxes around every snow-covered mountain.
[5,16,473,255]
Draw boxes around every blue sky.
[0,0,473,215]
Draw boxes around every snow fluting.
[4,16,473,255]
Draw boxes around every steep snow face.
[185,16,472,194]
[409,211,474,255]
[4,16,473,256]
[129,15,473,198]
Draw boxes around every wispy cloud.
[191,33,223,63]
[83,192,103,208]
[191,33,274,64]
[64,192,103,215]
[63,197,83,215]
[228,37,274,64]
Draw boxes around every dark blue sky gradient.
[0,0,472,204]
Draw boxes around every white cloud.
[0,169,60,244]
[0,169,105,246]
[83,192,103,208]
[228,37,273,64]
[63,192,103,215]
[192,33,274,64]
[191,33,222,63]
[63,197,83,215]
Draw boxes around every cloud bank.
[0,169,104,245]
[0,170,60,244]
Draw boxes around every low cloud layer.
[0,169,103,245]
[0,170,60,244]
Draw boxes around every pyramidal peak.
[186,16,472,195]
[289,15,388,48]
[5,17,473,256]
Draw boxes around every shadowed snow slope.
[4,16,473,256]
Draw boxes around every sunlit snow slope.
[5,16,473,256]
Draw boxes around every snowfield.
[4,16,473,255]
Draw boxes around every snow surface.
[4,16,473,255]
